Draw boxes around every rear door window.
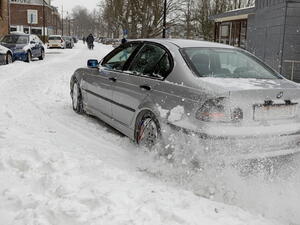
[129,44,166,78]
[153,53,172,79]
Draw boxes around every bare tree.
[71,0,256,39]
[72,6,95,37]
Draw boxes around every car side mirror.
[87,59,99,68]
[30,41,35,44]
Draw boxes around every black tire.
[71,80,84,114]
[25,51,31,63]
[135,111,161,148]
[39,49,45,60]
[6,52,13,64]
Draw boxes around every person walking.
[86,34,94,50]
[121,37,127,45]
[83,36,86,45]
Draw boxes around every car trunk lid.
[228,88,300,122]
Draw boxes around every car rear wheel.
[72,81,84,114]
[39,49,45,60]
[6,53,12,64]
[135,111,161,148]
[25,51,31,63]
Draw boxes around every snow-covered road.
[0,42,298,225]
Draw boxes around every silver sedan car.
[70,39,300,159]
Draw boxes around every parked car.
[0,44,13,65]
[47,35,66,49]
[63,36,74,49]
[70,39,300,160]
[0,32,45,62]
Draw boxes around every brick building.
[10,0,61,37]
[0,0,9,37]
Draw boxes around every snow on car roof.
[167,39,235,49]
[132,38,235,49]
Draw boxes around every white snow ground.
[0,42,298,225]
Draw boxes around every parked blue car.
[0,44,13,65]
[0,32,45,63]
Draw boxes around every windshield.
[49,36,61,40]
[1,35,29,45]
[181,48,281,79]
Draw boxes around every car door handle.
[139,85,151,91]
[109,77,117,82]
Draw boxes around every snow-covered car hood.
[0,44,10,54]
[199,77,299,93]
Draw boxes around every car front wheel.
[6,53,12,64]
[39,49,45,60]
[135,111,161,148]
[72,81,84,114]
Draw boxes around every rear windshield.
[63,37,71,41]
[181,48,281,79]
[49,36,61,40]
[1,35,29,44]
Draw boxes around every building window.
[31,28,42,35]
[240,20,247,49]
[215,20,247,49]
[220,23,230,45]
[27,10,38,24]
[10,27,17,32]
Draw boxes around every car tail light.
[196,98,226,122]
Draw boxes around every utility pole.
[7,0,11,34]
[162,0,167,38]
[61,4,64,36]
[67,12,71,36]
[42,0,46,42]
[68,19,71,36]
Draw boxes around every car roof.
[131,38,235,49]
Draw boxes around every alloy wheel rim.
[138,118,159,147]
[72,83,79,109]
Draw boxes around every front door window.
[102,43,140,71]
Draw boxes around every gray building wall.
[247,0,286,73]
[246,0,300,81]
[282,0,300,82]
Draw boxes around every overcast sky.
[51,0,100,14]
